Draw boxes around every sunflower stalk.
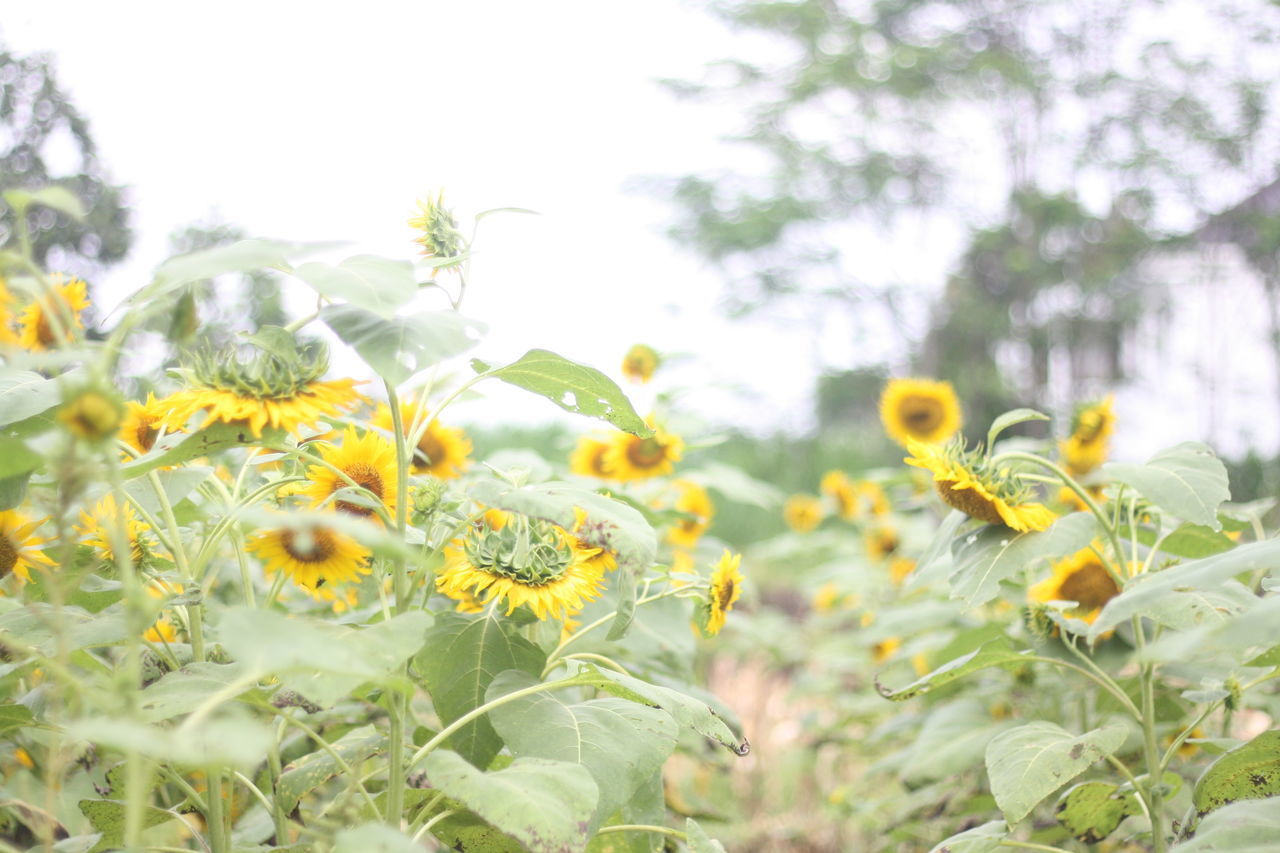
[383,382,411,828]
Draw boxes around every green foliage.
[1105,443,1232,530]
[948,512,1099,607]
[322,304,484,385]
[1055,781,1140,843]
[1193,731,1280,818]
[985,722,1129,824]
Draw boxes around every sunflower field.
[2,184,1280,853]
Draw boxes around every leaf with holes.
[79,800,176,853]
[1055,781,1139,843]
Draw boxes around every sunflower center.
[899,395,945,435]
[417,432,445,468]
[281,528,338,564]
[716,577,736,610]
[136,417,159,452]
[1058,560,1120,613]
[935,479,1005,526]
[35,310,57,348]
[588,447,610,476]
[335,462,385,516]
[626,437,667,469]
[0,533,17,579]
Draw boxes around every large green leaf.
[1193,731,1280,818]
[69,714,273,767]
[421,749,598,853]
[293,255,416,316]
[985,722,1128,824]
[136,662,256,722]
[1104,442,1230,529]
[0,437,40,480]
[120,421,266,480]
[78,800,176,853]
[332,822,422,853]
[987,408,1049,447]
[487,670,678,834]
[322,304,485,385]
[1140,523,1238,559]
[278,724,385,813]
[1174,797,1280,851]
[0,369,63,428]
[134,238,320,306]
[927,820,1008,853]
[1055,781,1139,843]
[587,770,665,853]
[473,349,650,436]
[876,638,1029,702]
[121,466,212,516]
[949,512,1098,606]
[0,602,129,655]
[908,509,967,589]
[414,612,546,768]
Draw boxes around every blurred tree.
[0,43,131,275]
[656,0,1280,432]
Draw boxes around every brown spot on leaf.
[1069,743,1084,760]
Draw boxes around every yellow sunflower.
[820,470,859,520]
[702,550,744,637]
[864,525,900,561]
[905,439,1056,532]
[0,510,54,583]
[17,274,91,351]
[436,515,606,621]
[889,557,916,586]
[569,507,619,574]
[880,378,963,447]
[667,480,714,547]
[569,436,613,478]
[858,480,891,516]
[75,494,161,565]
[168,379,364,438]
[783,494,824,533]
[372,403,472,479]
[601,422,684,482]
[246,522,372,592]
[0,279,18,346]
[58,388,124,442]
[120,393,178,456]
[1028,544,1121,624]
[1060,396,1116,476]
[621,344,660,384]
[302,427,398,520]
[872,636,901,663]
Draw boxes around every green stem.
[383,382,412,827]
[1133,617,1167,852]
[1023,656,1142,721]
[206,768,227,853]
[147,469,205,662]
[411,808,458,843]
[266,720,290,845]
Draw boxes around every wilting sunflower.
[783,494,824,533]
[247,522,372,592]
[820,470,859,520]
[1060,396,1116,475]
[701,550,744,637]
[302,427,398,520]
[864,525,900,561]
[76,494,160,565]
[436,515,606,621]
[621,344,660,384]
[0,510,54,583]
[668,480,714,547]
[120,393,178,456]
[372,403,471,479]
[602,423,683,482]
[905,439,1056,532]
[880,378,962,447]
[569,436,613,478]
[1028,544,1121,624]
[17,274,91,351]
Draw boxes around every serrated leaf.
[949,512,1098,606]
[927,820,1008,853]
[414,612,546,768]
[988,408,1049,447]
[78,800,175,853]
[474,349,650,436]
[293,255,416,316]
[488,670,678,834]
[985,722,1128,824]
[1194,731,1280,817]
[0,369,63,428]
[279,725,385,813]
[1104,442,1230,529]
[1175,796,1280,851]
[1055,781,1139,843]
[322,304,484,385]
[421,750,598,853]
[876,638,1029,701]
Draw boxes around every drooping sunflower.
[621,344,660,384]
[783,494,824,533]
[880,378,963,447]
[246,522,372,592]
[0,510,54,583]
[436,515,606,621]
[1060,396,1116,476]
[76,494,161,565]
[569,436,613,478]
[602,423,683,482]
[302,427,398,520]
[701,550,744,637]
[906,439,1055,532]
[820,470,859,520]
[667,480,715,547]
[1028,544,1121,624]
[120,393,178,456]
[864,525,900,561]
[372,403,472,479]
[17,274,91,351]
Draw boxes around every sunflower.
[820,470,859,520]
[858,481,892,516]
[783,494,824,533]
[372,403,471,479]
[602,423,683,482]
[246,522,372,592]
[1060,396,1116,475]
[621,344,660,384]
[569,508,619,574]
[301,427,398,520]
[701,550,744,637]
[0,279,20,347]
[905,439,1056,532]
[76,494,161,565]
[17,274,91,351]
[880,378,962,447]
[0,510,54,583]
[436,515,606,621]
[569,436,613,478]
[408,191,465,268]
[668,480,714,547]
[120,393,178,456]
[1028,544,1121,624]
[889,557,916,586]
[58,388,124,442]
[864,525,900,561]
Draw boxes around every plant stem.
[383,382,413,827]
[1132,617,1167,852]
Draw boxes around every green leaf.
[0,703,34,736]
[0,438,40,479]
[120,421,268,480]
[876,638,1029,701]
[28,186,87,221]
[927,820,1008,853]
[69,714,273,767]
[1104,442,1230,529]
[985,722,1128,824]
[1193,731,1280,817]
[900,700,1014,785]
[322,304,484,385]
[332,822,422,853]
[907,509,968,589]
[0,369,63,428]
[487,670,678,834]
[421,749,598,853]
[587,771,665,853]
[293,255,416,316]
[1139,523,1238,558]
[279,725,385,813]
[136,239,318,305]
[121,466,213,516]
[78,800,175,853]
[136,662,256,722]
[685,818,729,852]
[1174,796,1280,851]
[987,408,1049,448]
[414,612,546,768]
[0,602,129,655]
[473,349,651,436]
[1055,781,1139,843]
[949,512,1098,606]
[426,809,524,852]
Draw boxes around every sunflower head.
[1060,396,1116,475]
[569,436,613,478]
[602,424,683,482]
[76,494,161,566]
[58,385,125,443]
[621,344,660,384]
[0,510,54,583]
[303,427,398,520]
[0,278,18,346]
[1028,544,1120,625]
[246,521,372,592]
[880,378,962,447]
[120,392,177,456]
[667,480,714,548]
[820,470,859,520]
[17,274,90,351]
[699,550,744,637]
[408,191,466,269]
[373,403,472,479]
[905,438,1056,532]
[783,494,824,533]
[864,525,900,561]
